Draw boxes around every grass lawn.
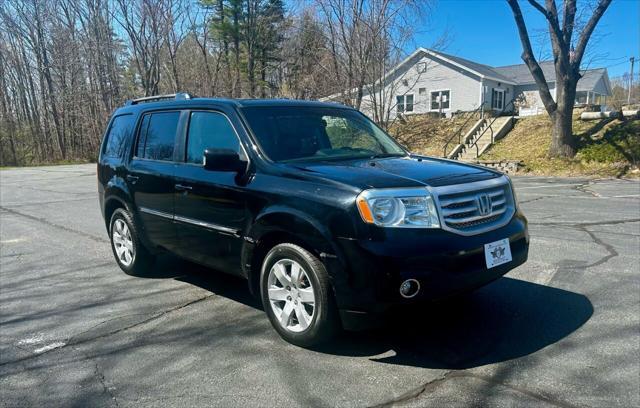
[482,115,640,177]
[389,114,481,157]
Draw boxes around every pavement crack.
[531,219,628,269]
[519,196,550,204]
[370,371,452,407]
[574,182,601,198]
[576,227,619,269]
[372,371,587,408]
[0,205,106,243]
[0,294,215,368]
[531,218,640,228]
[2,196,96,208]
[94,361,120,408]
[454,372,587,408]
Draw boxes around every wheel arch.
[103,194,130,231]
[102,176,134,228]
[242,207,346,298]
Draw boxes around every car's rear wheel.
[109,208,154,276]
[260,243,340,347]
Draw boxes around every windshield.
[240,106,406,162]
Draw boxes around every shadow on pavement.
[145,257,593,370]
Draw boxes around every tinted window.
[240,107,405,162]
[138,111,180,161]
[135,114,150,158]
[186,111,240,164]
[103,114,133,158]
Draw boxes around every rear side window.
[136,111,180,161]
[103,114,133,158]
[186,111,240,164]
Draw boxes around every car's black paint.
[98,98,529,325]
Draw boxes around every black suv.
[98,93,529,346]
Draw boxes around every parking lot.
[1,164,638,407]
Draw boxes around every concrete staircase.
[453,116,515,162]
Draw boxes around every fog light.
[399,279,420,298]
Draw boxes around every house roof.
[428,50,518,85]
[575,68,610,92]
[493,61,558,84]
[493,62,611,94]
[320,48,611,101]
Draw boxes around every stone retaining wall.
[471,160,523,174]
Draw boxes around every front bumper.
[327,211,529,321]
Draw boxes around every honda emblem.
[476,194,492,216]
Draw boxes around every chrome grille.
[433,177,515,235]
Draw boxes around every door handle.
[175,184,193,191]
[126,175,139,184]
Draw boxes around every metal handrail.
[463,99,515,160]
[443,105,484,158]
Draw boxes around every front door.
[128,110,184,250]
[492,89,505,111]
[173,110,248,274]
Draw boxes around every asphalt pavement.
[1,164,639,407]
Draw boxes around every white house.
[323,48,612,118]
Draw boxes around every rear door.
[98,113,135,205]
[172,110,249,274]
[128,110,186,250]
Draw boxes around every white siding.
[514,83,556,115]
[482,79,515,111]
[359,54,483,118]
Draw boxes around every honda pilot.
[97,93,529,346]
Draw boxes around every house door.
[492,89,505,110]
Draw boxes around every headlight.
[356,188,440,228]
[506,175,519,208]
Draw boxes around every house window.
[418,88,427,96]
[430,90,450,110]
[492,89,505,110]
[396,94,414,114]
[416,62,427,73]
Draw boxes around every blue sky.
[411,0,639,78]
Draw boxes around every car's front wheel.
[260,243,340,347]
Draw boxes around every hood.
[283,155,501,190]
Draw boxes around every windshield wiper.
[369,153,407,159]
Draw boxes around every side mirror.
[203,148,246,172]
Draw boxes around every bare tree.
[0,0,441,165]
[506,0,612,157]
[315,0,427,114]
[115,0,167,96]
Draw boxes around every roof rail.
[125,92,193,106]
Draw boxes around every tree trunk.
[550,109,576,157]
[549,77,578,157]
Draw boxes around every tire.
[260,243,341,347]
[109,208,155,276]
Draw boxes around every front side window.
[103,114,134,158]
[186,111,240,164]
[431,90,450,110]
[240,106,406,163]
[136,111,180,161]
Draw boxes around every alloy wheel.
[267,258,316,332]
[112,219,135,267]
